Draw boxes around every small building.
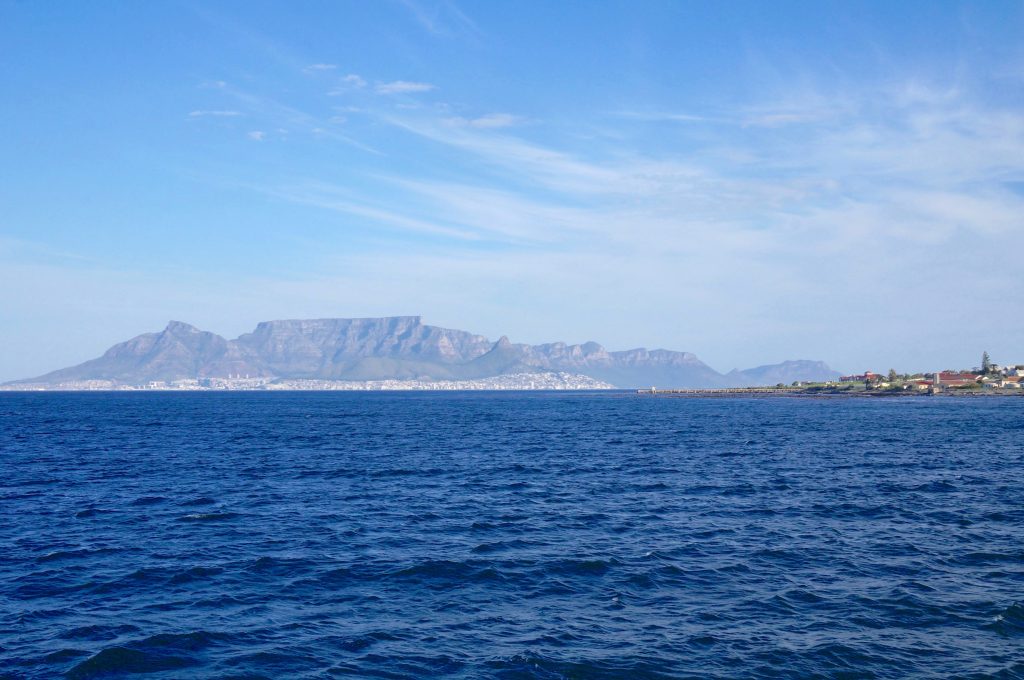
[840,371,882,382]
[936,372,982,388]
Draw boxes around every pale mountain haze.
[11,317,840,388]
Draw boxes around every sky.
[2,0,1024,381]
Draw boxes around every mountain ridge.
[10,316,840,388]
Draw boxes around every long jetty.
[637,387,800,395]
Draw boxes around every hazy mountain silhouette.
[13,316,840,388]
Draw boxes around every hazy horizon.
[3,1,1023,382]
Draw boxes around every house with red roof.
[936,372,982,388]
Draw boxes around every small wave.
[178,511,239,522]
[66,646,194,679]
[246,556,316,576]
[486,652,676,679]
[136,630,232,651]
[12,574,94,600]
[687,634,720,647]
[875,592,959,627]
[955,551,1023,566]
[574,512,610,523]
[180,496,218,507]
[780,587,826,605]
[471,539,534,554]
[633,482,670,491]
[389,559,502,582]
[983,510,1024,522]
[471,521,499,531]
[546,558,616,576]
[88,567,176,596]
[407,511,442,523]
[336,635,377,652]
[168,565,224,584]
[336,652,466,677]
[58,624,140,641]
[720,483,758,496]
[306,566,356,587]
[624,571,661,589]
[368,468,429,478]
[130,496,167,506]
[801,641,891,672]
[912,480,957,492]
[41,648,88,663]
[986,602,1024,636]
[750,548,806,567]
[37,547,120,563]
[223,649,324,674]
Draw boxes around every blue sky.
[2,1,1024,381]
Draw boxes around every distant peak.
[494,335,512,348]
[164,320,199,333]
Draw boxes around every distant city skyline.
[2,1,1023,382]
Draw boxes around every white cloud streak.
[212,83,383,154]
[398,0,482,41]
[328,74,367,94]
[375,80,436,95]
[445,113,524,129]
[188,110,242,117]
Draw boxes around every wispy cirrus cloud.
[327,74,367,95]
[612,111,717,124]
[200,82,382,153]
[383,114,655,195]
[368,78,1024,281]
[398,0,482,41]
[375,80,436,95]
[188,109,242,117]
[262,181,480,240]
[196,69,1024,260]
[445,113,524,129]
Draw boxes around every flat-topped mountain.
[11,316,840,388]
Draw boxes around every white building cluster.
[4,372,614,391]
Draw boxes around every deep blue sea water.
[1,392,1023,679]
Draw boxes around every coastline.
[637,388,1024,398]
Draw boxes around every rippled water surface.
[2,392,1023,679]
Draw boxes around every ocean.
[1,392,1022,678]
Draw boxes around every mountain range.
[10,316,840,388]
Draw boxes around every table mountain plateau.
[11,316,839,388]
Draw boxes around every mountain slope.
[24,321,261,384]
[727,360,841,386]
